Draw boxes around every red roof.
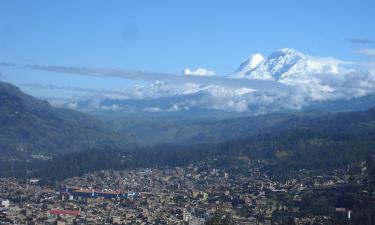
[49,210,80,216]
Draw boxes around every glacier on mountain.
[60,48,375,114]
[230,48,346,81]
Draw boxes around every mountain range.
[0,81,134,162]
[58,48,375,117]
[230,48,344,80]
[1,79,375,180]
[34,107,375,180]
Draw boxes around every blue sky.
[0,0,375,97]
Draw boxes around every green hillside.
[0,81,135,162]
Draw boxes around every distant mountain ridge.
[0,81,134,161]
[2,81,375,180]
[33,107,375,181]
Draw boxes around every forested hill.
[2,80,375,180]
[0,81,135,161]
[34,107,375,180]
[107,111,325,145]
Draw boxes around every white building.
[1,200,10,208]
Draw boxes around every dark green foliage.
[17,107,375,182]
[206,206,235,225]
[2,81,375,186]
[294,184,375,225]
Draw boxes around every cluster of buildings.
[0,159,356,225]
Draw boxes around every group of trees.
[3,108,375,183]
[206,206,235,225]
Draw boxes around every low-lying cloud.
[0,62,293,94]
[22,83,125,95]
[2,48,375,114]
[26,69,375,113]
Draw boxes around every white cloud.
[355,48,375,57]
[143,107,162,112]
[167,104,180,112]
[183,68,216,76]
[369,63,375,75]
[24,70,375,114]
[4,63,292,93]
[5,49,375,114]
[66,102,78,109]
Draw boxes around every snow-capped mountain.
[57,48,375,115]
[233,53,264,76]
[227,48,362,102]
[230,48,345,81]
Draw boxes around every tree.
[206,205,235,225]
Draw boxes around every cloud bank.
[2,48,375,114]
[0,62,293,93]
